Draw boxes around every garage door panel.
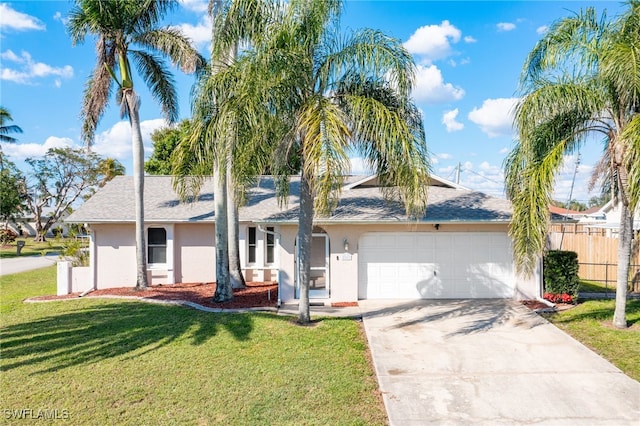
[359,232,515,299]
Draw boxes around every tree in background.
[0,106,23,145]
[68,0,205,289]
[24,147,106,241]
[0,152,26,230]
[145,120,192,175]
[97,157,126,188]
[505,1,640,328]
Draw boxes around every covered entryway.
[296,232,330,299]
[358,232,515,299]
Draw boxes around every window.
[248,226,256,264]
[148,227,167,264]
[265,226,275,264]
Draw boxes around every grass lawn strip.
[542,299,640,382]
[0,267,386,425]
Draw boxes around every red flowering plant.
[543,293,574,304]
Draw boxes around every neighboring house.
[8,207,71,238]
[590,199,640,234]
[65,175,541,304]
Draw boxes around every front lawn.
[542,299,640,381]
[0,267,386,425]
[0,239,64,258]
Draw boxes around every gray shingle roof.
[66,175,513,224]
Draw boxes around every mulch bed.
[29,281,279,310]
[521,300,550,310]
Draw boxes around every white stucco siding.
[275,223,538,304]
[174,223,216,283]
[92,224,137,289]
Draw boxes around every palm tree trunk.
[297,168,313,324]
[613,201,632,329]
[128,92,148,290]
[227,166,246,289]
[213,163,232,302]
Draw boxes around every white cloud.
[497,22,516,32]
[438,153,453,160]
[463,36,477,43]
[468,97,518,137]
[454,161,506,197]
[93,119,167,160]
[552,157,596,202]
[499,147,509,155]
[0,4,45,32]
[404,20,461,63]
[412,64,465,104]
[442,109,464,132]
[180,0,209,13]
[1,136,76,160]
[173,17,212,47]
[0,50,73,84]
[536,25,549,35]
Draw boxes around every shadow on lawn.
[0,301,286,374]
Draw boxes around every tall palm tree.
[246,0,430,323]
[0,106,23,145]
[504,1,640,329]
[67,0,205,290]
[173,0,277,302]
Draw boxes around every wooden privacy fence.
[548,227,640,291]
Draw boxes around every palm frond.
[80,36,116,145]
[130,50,178,124]
[134,28,206,74]
[297,95,351,215]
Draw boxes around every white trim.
[145,224,174,284]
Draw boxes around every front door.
[296,233,330,299]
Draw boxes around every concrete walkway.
[359,299,640,425]
[0,254,58,276]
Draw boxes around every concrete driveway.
[360,299,640,425]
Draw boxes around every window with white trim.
[148,227,167,264]
[247,226,257,264]
[265,226,275,264]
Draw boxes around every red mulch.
[521,300,550,310]
[30,282,279,310]
[332,302,359,307]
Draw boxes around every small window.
[265,226,275,264]
[148,227,167,264]
[248,226,256,264]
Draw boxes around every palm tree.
[67,0,205,290]
[0,106,23,145]
[173,0,277,302]
[504,1,640,329]
[246,0,430,323]
[97,157,126,187]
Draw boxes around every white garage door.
[358,232,515,299]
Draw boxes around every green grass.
[579,278,616,293]
[0,267,386,425]
[0,238,64,258]
[542,299,640,381]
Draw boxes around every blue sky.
[0,0,626,203]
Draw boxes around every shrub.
[0,229,18,245]
[544,250,580,302]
